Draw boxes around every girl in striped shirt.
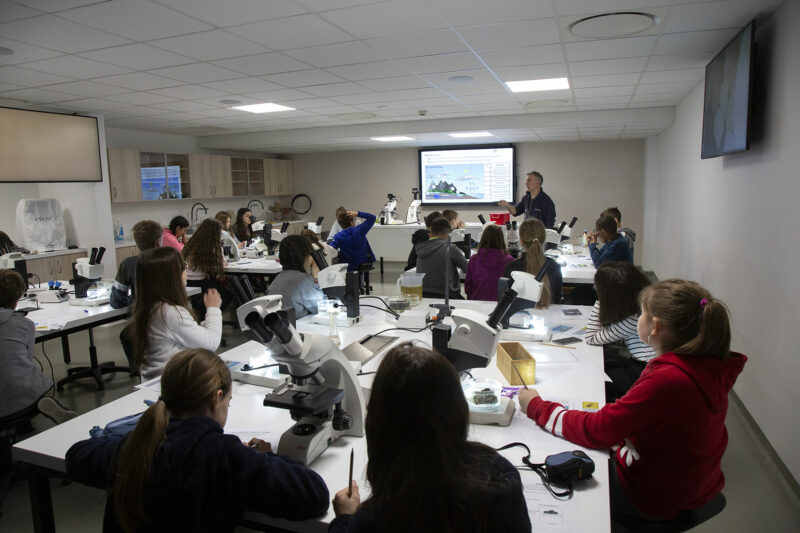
[584,262,654,401]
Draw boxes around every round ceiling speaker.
[568,12,658,39]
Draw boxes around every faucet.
[247,199,264,211]
[190,202,208,228]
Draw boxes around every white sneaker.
[37,397,78,424]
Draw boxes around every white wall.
[643,0,800,481]
[291,140,645,262]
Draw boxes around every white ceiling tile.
[59,0,213,41]
[203,77,284,94]
[0,81,22,91]
[663,1,771,33]
[630,91,686,103]
[320,0,447,39]
[0,87,82,104]
[94,72,182,91]
[0,37,62,64]
[574,86,634,98]
[354,100,411,111]
[570,57,647,76]
[112,106,166,117]
[458,19,560,50]
[565,36,656,61]
[325,61,409,81]
[241,88,315,102]
[328,92,393,104]
[276,97,339,109]
[149,85,229,99]
[635,81,699,95]
[213,53,309,76]
[571,73,641,88]
[229,14,353,50]
[446,83,510,96]
[645,53,711,71]
[555,0,666,17]
[422,69,498,86]
[433,0,553,27]
[150,63,243,84]
[381,87,448,100]
[358,76,429,91]
[457,93,517,105]
[151,100,218,112]
[640,68,704,84]
[654,29,738,56]
[398,53,484,75]
[105,92,177,105]
[14,0,110,12]
[365,29,468,59]
[0,1,40,22]
[157,0,307,27]
[149,31,268,62]
[574,95,631,105]
[262,69,345,87]
[284,41,381,67]
[403,96,462,107]
[477,44,564,68]
[300,82,372,97]
[43,80,129,97]
[0,15,132,53]
[78,43,194,70]
[22,55,131,78]
[47,97,132,111]
[494,63,568,81]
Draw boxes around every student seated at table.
[330,209,376,272]
[518,279,746,525]
[301,229,337,264]
[66,348,329,532]
[465,224,513,301]
[415,218,467,299]
[330,343,530,533]
[183,219,234,319]
[130,247,221,380]
[503,219,561,306]
[588,215,632,268]
[267,235,324,320]
[215,211,244,250]
[442,209,465,229]
[162,216,189,252]
[231,207,256,245]
[0,270,76,423]
[585,262,655,401]
[111,220,161,309]
[601,207,636,255]
[326,206,347,243]
[404,211,441,271]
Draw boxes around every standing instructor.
[498,171,556,228]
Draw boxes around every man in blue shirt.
[498,171,556,228]
[588,215,633,267]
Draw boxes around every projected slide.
[420,146,514,205]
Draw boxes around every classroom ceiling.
[0,0,782,153]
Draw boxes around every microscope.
[380,193,401,225]
[70,247,108,305]
[306,216,324,235]
[496,268,548,332]
[406,187,422,224]
[235,294,366,465]
[310,263,362,326]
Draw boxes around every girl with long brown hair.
[66,348,329,532]
[183,218,226,282]
[330,343,530,533]
[129,247,221,379]
[502,218,561,306]
[464,224,513,301]
[519,279,746,526]
[231,207,255,244]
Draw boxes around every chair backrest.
[612,492,726,533]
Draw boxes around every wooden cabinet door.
[264,158,292,196]
[278,159,293,195]
[107,148,142,203]
[115,245,139,270]
[55,252,87,279]
[189,153,212,199]
[25,257,53,285]
[210,155,232,198]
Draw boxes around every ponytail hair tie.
[700,298,708,309]
[158,395,168,407]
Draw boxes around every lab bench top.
[22,248,87,260]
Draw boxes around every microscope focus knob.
[332,407,352,431]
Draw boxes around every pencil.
[539,342,577,349]
[347,448,354,497]
[513,366,529,390]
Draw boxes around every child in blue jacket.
[330,210,376,271]
[588,215,633,267]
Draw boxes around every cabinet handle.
[48,262,53,276]
[57,261,62,274]
[113,186,117,199]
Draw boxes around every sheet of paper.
[34,318,67,331]
[225,429,274,444]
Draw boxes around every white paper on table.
[34,318,67,331]
[521,468,605,532]
[226,429,274,445]
[545,365,611,383]
[520,345,579,364]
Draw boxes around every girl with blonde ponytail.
[66,349,328,532]
[518,279,746,526]
[502,218,562,305]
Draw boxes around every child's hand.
[237,241,245,249]
[517,388,540,413]
[204,288,222,308]
[586,231,597,244]
[457,220,465,229]
[332,481,360,516]
[245,438,272,453]
[346,210,358,218]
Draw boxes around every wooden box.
[497,342,535,386]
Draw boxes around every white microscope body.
[381,194,401,224]
[406,187,422,224]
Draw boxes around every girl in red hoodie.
[519,279,746,524]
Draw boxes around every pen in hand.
[513,366,529,390]
[347,448,354,497]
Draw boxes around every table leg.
[27,466,55,533]
[380,257,384,278]
[60,335,70,364]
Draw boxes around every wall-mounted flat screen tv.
[418,144,515,205]
[701,21,755,159]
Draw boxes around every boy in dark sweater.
[588,215,633,268]
[415,218,468,298]
[404,211,441,271]
[110,220,162,309]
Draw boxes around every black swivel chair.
[613,492,726,533]
[0,404,38,516]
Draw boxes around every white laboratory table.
[558,248,597,285]
[223,257,283,276]
[14,299,610,533]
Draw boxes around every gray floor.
[3,262,799,532]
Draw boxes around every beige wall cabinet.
[115,245,139,270]
[189,154,232,199]
[231,158,264,197]
[264,159,293,196]
[107,148,142,203]
[26,251,87,284]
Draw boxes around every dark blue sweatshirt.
[589,234,633,267]
[330,211,376,271]
[66,416,329,532]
